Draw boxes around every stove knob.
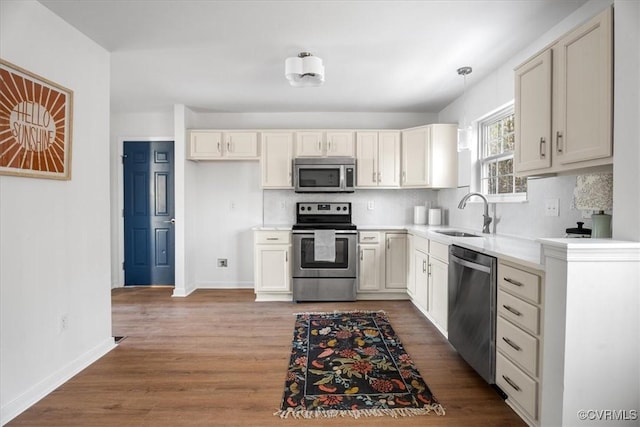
[300,206,305,211]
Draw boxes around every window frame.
[476,104,527,203]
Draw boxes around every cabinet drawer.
[497,317,538,377]
[496,352,538,421]
[429,240,448,262]
[359,231,380,243]
[498,290,540,335]
[499,264,541,304]
[254,231,290,244]
[414,236,428,253]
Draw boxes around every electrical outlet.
[545,198,559,217]
[60,314,68,332]
[217,258,228,268]
[367,201,375,210]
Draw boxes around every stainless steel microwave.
[293,157,355,193]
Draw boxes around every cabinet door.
[326,131,354,157]
[385,233,406,290]
[359,244,383,291]
[188,131,223,159]
[295,131,324,157]
[356,132,378,187]
[429,124,457,188]
[255,245,290,292]
[429,257,448,332]
[413,250,429,311]
[406,235,416,296]
[514,50,552,173]
[401,128,430,187]
[554,7,612,165]
[378,131,401,187]
[261,132,293,188]
[225,132,258,158]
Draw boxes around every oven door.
[294,164,345,193]
[292,231,357,278]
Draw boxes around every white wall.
[0,1,114,423]
[612,0,640,241]
[437,0,633,240]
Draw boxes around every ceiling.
[39,0,587,114]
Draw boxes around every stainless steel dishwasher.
[448,244,497,384]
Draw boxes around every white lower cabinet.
[496,260,544,426]
[357,231,407,298]
[253,231,291,301]
[408,235,448,337]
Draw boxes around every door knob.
[164,218,176,224]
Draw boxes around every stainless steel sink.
[434,230,482,237]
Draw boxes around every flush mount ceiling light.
[285,52,324,87]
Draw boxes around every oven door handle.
[450,253,491,274]
[292,230,357,235]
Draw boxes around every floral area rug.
[275,310,445,419]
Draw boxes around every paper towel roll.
[414,206,427,225]
[428,208,442,225]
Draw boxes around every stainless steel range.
[292,202,357,302]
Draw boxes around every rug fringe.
[293,309,388,317]
[274,403,445,419]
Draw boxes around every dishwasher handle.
[450,253,492,274]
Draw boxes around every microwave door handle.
[340,165,345,190]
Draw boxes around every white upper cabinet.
[356,131,400,188]
[326,131,355,157]
[261,132,294,188]
[401,124,457,188]
[295,131,354,157]
[515,7,613,176]
[187,130,258,160]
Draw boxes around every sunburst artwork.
[0,59,73,180]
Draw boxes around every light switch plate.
[545,198,559,216]
[367,201,375,210]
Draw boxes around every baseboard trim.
[1,337,116,425]
[195,282,254,289]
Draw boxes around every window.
[479,105,527,200]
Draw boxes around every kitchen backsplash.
[263,189,438,226]
[439,175,587,239]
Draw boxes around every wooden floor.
[9,288,525,426]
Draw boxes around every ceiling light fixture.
[457,66,473,150]
[285,52,324,87]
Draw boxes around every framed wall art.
[0,59,74,180]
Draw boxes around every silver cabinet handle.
[217,141,221,153]
[327,140,332,152]
[556,131,563,153]
[387,238,390,250]
[504,277,524,287]
[539,137,546,158]
[285,251,288,262]
[503,305,522,316]
[373,172,377,182]
[266,237,279,241]
[428,263,432,276]
[422,260,427,273]
[318,141,322,152]
[502,337,522,351]
[227,140,231,152]
[360,249,363,261]
[362,236,375,240]
[402,171,406,183]
[163,218,176,224]
[502,375,521,392]
[377,172,381,183]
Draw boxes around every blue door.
[123,141,175,285]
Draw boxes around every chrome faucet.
[458,192,492,234]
